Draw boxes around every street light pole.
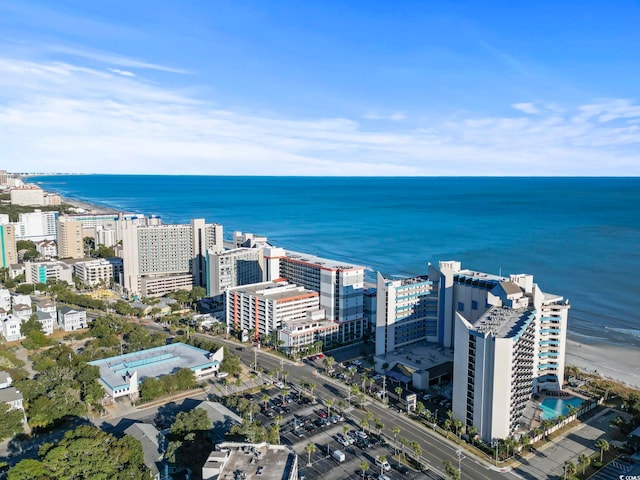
[457,450,466,479]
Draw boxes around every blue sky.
[1,0,639,175]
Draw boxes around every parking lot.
[244,384,426,480]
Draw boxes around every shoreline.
[61,195,121,215]
[565,339,640,389]
[33,182,640,390]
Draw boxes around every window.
[471,300,478,310]
[457,302,464,312]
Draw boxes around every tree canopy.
[8,425,149,480]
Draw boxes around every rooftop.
[283,249,365,271]
[456,269,508,283]
[207,442,296,480]
[472,306,536,339]
[0,386,22,403]
[232,281,318,302]
[89,343,219,390]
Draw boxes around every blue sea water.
[28,175,640,350]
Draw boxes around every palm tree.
[274,415,282,444]
[359,461,369,480]
[444,419,452,437]
[280,389,287,403]
[391,426,400,443]
[395,386,403,398]
[410,440,422,460]
[467,425,478,442]
[305,443,317,467]
[343,424,350,436]
[377,455,388,475]
[375,418,384,437]
[595,438,609,462]
[361,375,370,392]
[400,437,408,461]
[444,460,461,480]
[564,461,576,479]
[453,418,463,438]
[308,382,316,399]
[360,418,370,435]
[325,399,335,418]
[578,453,589,475]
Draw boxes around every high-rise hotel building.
[375,272,439,356]
[445,263,569,441]
[120,218,223,297]
[264,247,366,342]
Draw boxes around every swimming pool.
[539,397,585,420]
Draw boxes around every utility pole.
[457,450,466,479]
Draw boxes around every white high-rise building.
[73,259,114,287]
[375,272,439,356]
[14,210,58,242]
[120,218,223,297]
[206,247,264,297]
[225,280,320,343]
[264,247,366,343]
[447,264,570,441]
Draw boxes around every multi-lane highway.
[180,330,520,480]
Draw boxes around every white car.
[378,476,391,480]
[355,430,368,440]
[274,382,285,389]
[352,360,362,366]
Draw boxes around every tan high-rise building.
[0,224,17,268]
[57,220,84,259]
[120,218,223,297]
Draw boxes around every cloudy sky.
[1,0,639,175]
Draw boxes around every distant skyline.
[1,0,639,176]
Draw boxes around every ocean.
[28,175,640,350]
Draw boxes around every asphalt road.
[159,328,520,480]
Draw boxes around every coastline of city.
[55,188,640,389]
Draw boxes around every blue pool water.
[539,397,585,420]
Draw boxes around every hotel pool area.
[539,397,585,420]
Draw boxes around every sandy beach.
[565,339,640,388]
[61,196,120,215]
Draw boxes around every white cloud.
[0,55,638,176]
[109,68,136,77]
[363,111,407,121]
[47,45,191,74]
[512,102,540,114]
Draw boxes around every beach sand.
[61,196,120,215]
[565,339,640,388]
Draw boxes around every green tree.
[0,404,24,441]
[444,460,461,480]
[594,438,609,462]
[20,316,51,350]
[170,408,211,436]
[9,425,147,480]
[578,453,590,475]
[305,442,317,467]
[359,461,369,479]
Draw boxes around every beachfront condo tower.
[120,218,223,297]
[263,247,366,343]
[0,224,17,268]
[447,265,570,441]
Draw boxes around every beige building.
[225,280,320,343]
[120,218,223,297]
[57,219,84,259]
[10,185,45,206]
[0,224,17,268]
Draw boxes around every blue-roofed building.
[89,342,224,400]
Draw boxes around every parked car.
[375,457,391,472]
[274,381,285,389]
[355,430,368,440]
